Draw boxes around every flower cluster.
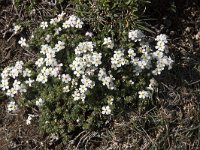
[34,15,85,86]
[7,101,18,112]
[111,49,128,70]
[98,68,115,90]
[70,42,102,101]
[35,42,64,84]
[103,37,114,49]
[128,29,145,42]
[127,30,173,77]
[50,12,66,25]
[72,75,95,101]
[152,34,173,75]
[1,14,174,128]
[36,98,44,107]
[63,15,83,29]
[0,61,33,97]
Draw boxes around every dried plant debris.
[0,1,200,150]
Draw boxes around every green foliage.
[72,0,150,39]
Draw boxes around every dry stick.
[82,132,93,143]
[12,1,19,16]
[2,22,13,39]
[36,7,45,20]
[76,132,90,149]
[67,130,86,149]
[21,47,35,57]
[181,124,200,134]
[138,126,157,149]
[72,130,86,143]
[7,33,15,42]
[85,131,98,150]
[20,5,24,18]
[83,132,96,150]
[83,132,93,150]
[43,9,52,17]
[184,79,200,86]
[76,131,91,150]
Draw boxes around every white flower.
[36,73,48,84]
[45,57,57,67]
[63,85,70,93]
[62,20,70,28]
[128,29,145,42]
[35,58,45,67]
[40,21,48,29]
[85,32,93,37]
[54,27,62,35]
[23,68,31,77]
[72,89,82,101]
[79,84,88,94]
[165,56,174,70]
[50,18,59,25]
[111,50,127,69]
[6,88,17,97]
[36,98,44,107]
[18,37,28,47]
[138,90,149,99]
[0,79,9,90]
[103,37,111,45]
[75,19,83,28]
[7,101,18,112]
[13,24,21,34]
[40,44,52,55]
[128,49,136,58]
[152,50,164,59]
[19,84,27,93]
[74,41,94,55]
[147,78,157,91]
[50,64,62,77]
[155,41,166,51]
[108,98,114,105]
[26,114,34,125]
[81,76,94,88]
[138,60,147,69]
[155,34,168,43]
[92,52,102,67]
[1,67,11,79]
[57,12,66,21]
[102,106,111,115]
[63,15,83,29]
[25,78,34,87]
[55,41,65,52]
[103,37,114,49]
[10,68,20,78]
[62,74,71,84]
[129,80,134,85]
[45,34,52,43]
[99,71,115,90]
[13,80,21,91]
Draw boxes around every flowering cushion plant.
[0,12,173,141]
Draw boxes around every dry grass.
[0,0,200,149]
